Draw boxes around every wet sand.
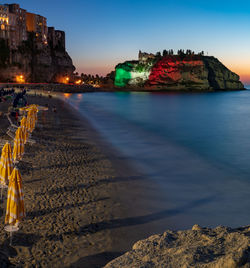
[0,95,167,267]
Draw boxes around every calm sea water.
[65,90,250,229]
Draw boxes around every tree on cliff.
[156,51,161,58]
[163,49,168,56]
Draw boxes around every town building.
[8,4,27,48]
[0,4,9,40]
[138,50,156,63]
[26,12,48,45]
[48,27,65,50]
[0,3,62,49]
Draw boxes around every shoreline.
[0,83,247,94]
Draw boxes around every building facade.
[26,12,48,45]
[48,27,65,50]
[8,4,27,48]
[138,50,156,63]
[0,4,9,40]
[0,3,61,49]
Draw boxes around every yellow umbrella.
[26,110,32,133]
[13,127,24,162]
[32,106,38,130]
[31,110,36,132]
[20,116,28,144]
[21,104,39,111]
[0,142,13,186]
[5,167,25,226]
[21,104,39,134]
[30,109,36,132]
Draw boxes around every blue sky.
[7,0,250,83]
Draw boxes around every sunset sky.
[7,0,250,84]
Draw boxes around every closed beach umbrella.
[26,109,36,133]
[5,167,25,226]
[26,110,33,133]
[13,127,24,162]
[0,142,13,186]
[20,116,28,144]
[20,104,39,136]
[31,110,36,131]
[31,106,38,130]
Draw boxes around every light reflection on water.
[65,90,250,229]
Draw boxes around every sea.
[65,87,250,230]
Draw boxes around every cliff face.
[0,37,75,83]
[114,55,244,91]
[31,47,75,82]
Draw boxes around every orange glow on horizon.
[239,75,250,84]
[222,59,250,84]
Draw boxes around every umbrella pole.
[4,225,19,247]
[9,231,13,246]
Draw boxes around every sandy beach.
[0,94,163,267]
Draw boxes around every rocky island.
[114,50,245,91]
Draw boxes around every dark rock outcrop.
[105,225,250,268]
[114,55,244,91]
[0,34,75,83]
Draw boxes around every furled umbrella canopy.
[5,167,25,225]
[24,105,39,133]
[20,116,28,144]
[31,106,38,131]
[26,109,35,133]
[12,127,25,162]
[26,111,32,133]
[0,142,13,186]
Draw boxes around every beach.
[0,94,162,267]
[1,92,250,267]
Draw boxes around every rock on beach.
[104,224,250,268]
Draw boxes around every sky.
[5,0,250,84]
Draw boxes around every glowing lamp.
[61,77,70,84]
[16,74,25,83]
[75,80,82,85]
